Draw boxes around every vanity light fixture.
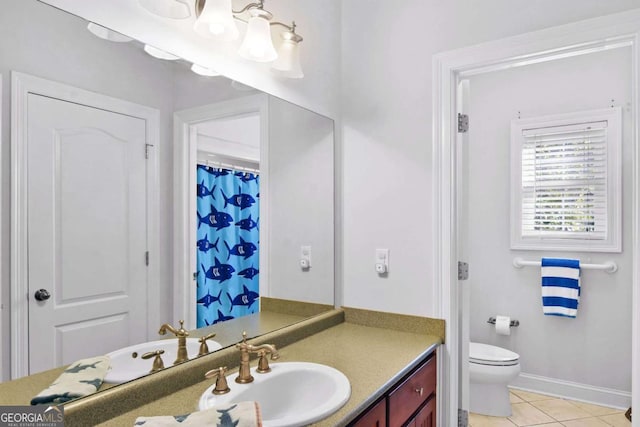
[138,0,191,19]
[191,63,221,76]
[86,22,133,43]
[143,44,181,60]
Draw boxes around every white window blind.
[510,107,621,252]
[521,121,607,239]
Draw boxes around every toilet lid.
[469,342,519,366]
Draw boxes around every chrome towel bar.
[512,257,617,273]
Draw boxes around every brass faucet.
[158,320,190,365]
[235,331,280,383]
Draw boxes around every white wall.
[268,97,335,304]
[466,48,632,394]
[340,1,640,317]
[0,0,176,381]
[197,114,261,163]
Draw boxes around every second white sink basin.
[104,338,221,384]
[199,362,351,427]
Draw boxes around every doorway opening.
[193,114,261,327]
[173,94,269,330]
[433,12,640,426]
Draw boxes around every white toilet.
[469,342,521,417]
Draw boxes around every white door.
[26,93,148,374]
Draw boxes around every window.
[510,108,622,252]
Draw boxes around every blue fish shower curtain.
[196,164,260,327]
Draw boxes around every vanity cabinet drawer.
[352,398,387,427]
[388,356,436,427]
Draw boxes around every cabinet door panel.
[352,399,386,427]
[410,397,436,427]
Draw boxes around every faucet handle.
[256,350,271,373]
[141,350,165,373]
[198,332,217,356]
[256,345,279,373]
[204,366,230,395]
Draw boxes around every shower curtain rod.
[199,159,260,174]
[512,257,617,273]
[197,151,260,174]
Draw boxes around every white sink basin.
[198,362,351,427]
[104,338,221,384]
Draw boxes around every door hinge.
[193,271,198,281]
[458,409,469,427]
[458,113,469,133]
[145,251,150,266]
[145,143,154,159]
[458,261,469,280]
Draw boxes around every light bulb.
[209,23,225,35]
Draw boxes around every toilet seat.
[470,342,519,366]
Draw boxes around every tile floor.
[469,389,630,427]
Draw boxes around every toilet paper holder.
[487,317,520,327]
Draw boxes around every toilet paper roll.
[495,315,511,336]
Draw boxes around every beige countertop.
[95,320,441,426]
[0,307,319,406]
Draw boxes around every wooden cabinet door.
[352,399,386,427]
[407,397,436,427]
[388,356,436,426]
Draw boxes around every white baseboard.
[511,373,631,410]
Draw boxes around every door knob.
[34,289,51,301]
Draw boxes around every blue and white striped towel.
[541,258,580,318]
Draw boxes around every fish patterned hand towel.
[31,356,110,405]
[541,258,580,318]
[133,402,262,427]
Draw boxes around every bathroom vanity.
[60,308,443,426]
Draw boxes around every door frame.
[0,72,3,381]
[10,71,160,379]
[432,10,640,425]
[172,93,269,329]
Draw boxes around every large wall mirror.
[1,0,334,403]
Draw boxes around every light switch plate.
[376,248,389,273]
[301,246,311,269]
